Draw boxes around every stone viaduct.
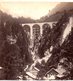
[22,22,57,39]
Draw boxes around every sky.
[0,2,59,19]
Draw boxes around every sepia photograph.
[0,1,73,80]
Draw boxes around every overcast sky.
[0,2,59,19]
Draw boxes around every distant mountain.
[40,2,73,22]
[50,2,73,15]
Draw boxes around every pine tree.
[0,19,33,79]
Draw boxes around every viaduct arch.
[22,22,57,39]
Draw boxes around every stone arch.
[32,24,40,38]
[42,23,51,30]
[23,25,30,35]
[42,23,51,35]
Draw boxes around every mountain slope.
[41,2,73,22]
[50,2,73,15]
